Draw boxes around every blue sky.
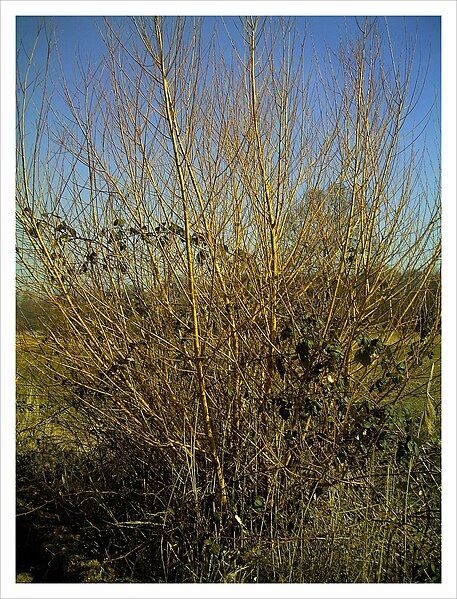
[16,14,441,195]
[17,15,441,116]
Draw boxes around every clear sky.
[16,14,441,204]
[17,15,441,124]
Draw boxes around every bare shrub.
[16,16,440,582]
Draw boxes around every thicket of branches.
[16,17,441,583]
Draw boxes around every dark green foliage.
[354,334,384,366]
[280,322,294,340]
[275,355,286,380]
[323,340,344,364]
[296,338,314,366]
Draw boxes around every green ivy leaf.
[325,341,344,363]
[296,339,314,365]
[375,377,387,391]
[280,324,294,340]
[254,496,264,509]
[355,349,372,366]
[278,404,291,420]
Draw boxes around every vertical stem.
[247,18,279,404]
[173,111,242,437]
[155,19,228,508]
[322,34,367,340]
